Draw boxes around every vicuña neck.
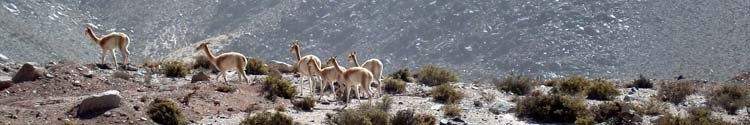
[331,59,345,73]
[351,55,361,67]
[200,46,217,62]
[294,48,302,62]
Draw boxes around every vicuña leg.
[110,50,118,70]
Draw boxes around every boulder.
[77,90,122,119]
[12,63,43,83]
[191,72,210,83]
[489,100,515,114]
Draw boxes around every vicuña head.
[84,23,130,70]
[195,42,250,83]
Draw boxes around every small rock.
[440,119,450,125]
[133,106,140,111]
[191,72,210,83]
[139,117,147,121]
[0,80,11,91]
[45,73,54,78]
[490,100,515,114]
[452,117,465,123]
[228,108,235,112]
[96,64,114,70]
[398,102,404,105]
[77,90,122,118]
[624,95,633,102]
[122,64,138,71]
[12,63,43,83]
[320,100,331,105]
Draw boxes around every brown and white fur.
[290,42,322,96]
[347,51,384,96]
[85,24,130,70]
[196,42,249,83]
[328,57,374,106]
[307,57,347,98]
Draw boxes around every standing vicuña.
[307,57,347,99]
[196,42,249,83]
[327,57,374,106]
[84,24,130,69]
[347,51,384,96]
[290,42,322,96]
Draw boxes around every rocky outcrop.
[191,72,210,83]
[77,90,122,119]
[11,63,43,83]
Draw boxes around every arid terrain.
[0,60,748,125]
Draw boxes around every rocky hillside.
[1,0,750,81]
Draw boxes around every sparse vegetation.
[654,107,734,125]
[495,75,535,95]
[275,104,286,112]
[262,73,296,100]
[240,112,293,125]
[442,104,462,117]
[709,83,749,115]
[392,109,437,125]
[162,61,190,78]
[389,67,414,82]
[215,84,237,93]
[326,103,390,125]
[658,80,696,104]
[631,75,653,88]
[591,101,640,124]
[377,96,394,112]
[245,57,269,75]
[415,65,459,86]
[431,84,464,104]
[480,91,496,103]
[516,93,589,123]
[550,76,591,95]
[382,78,406,94]
[147,98,186,125]
[192,55,213,70]
[293,97,316,111]
[586,79,620,100]
[633,99,667,116]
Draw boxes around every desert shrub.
[479,91,496,103]
[147,98,186,125]
[293,97,316,111]
[591,102,640,124]
[658,80,696,104]
[192,55,213,70]
[377,96,393,112]
[709,83,749,115]
[240,112,293,125]
[245,57,269,75]
[432,84,464,104]
[162,61,190,78]
[550,76,591,95]
[415,65,459,86]
[382,78,406,94]
[631,75,653,88]
[495,75,535,95]
[326,103,390,125]
[654,107,734,125]
[275,104,286,112]
[575,115,595,125]
[215,84,237,93]
[389,67,413,82]
[262,74,296,100]
[516,94,589,123]
[442,104,462,117]
[586,80,620,100]
[633,99,667,116]
[391,109,437,125]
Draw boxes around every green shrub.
[262,74,296,100]
[415,65,459,86]
[192,55,213,70]
[591,102,640,124]
[442,104,462,117]
[326,103,390,125]
[432,84,464,104]
[586,80,620,100]
[293,97,316,111]
[162,61,190,78]
[515,94,589,123]
[633,99,667,116]
[495,75,535,95]
[240,112,293,125]
[632,75,653,88]
[550,76,591,95]
[245,57,269,75]
[383,78,406,94]
[709,83,749,115]
[389,67,413,82]
[654,107,734,125]
[147,98,186,125]
[658,80,696,104]
[215,84,237,93]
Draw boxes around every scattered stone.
[139,117,147,121]
[96,64,113,70]
[45,73,54,78]
[624,95,633,102]
[452,117,465,123]
[628,87,637,95]
[227,108,235,112]
[489,100,514,114]
[191,72,210,83]
[440,119,450,125]
[76,90,122,118]
[320,100,331,105]
[12,63,43,83]
[72,80,82,87]
[122,64,138,71]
